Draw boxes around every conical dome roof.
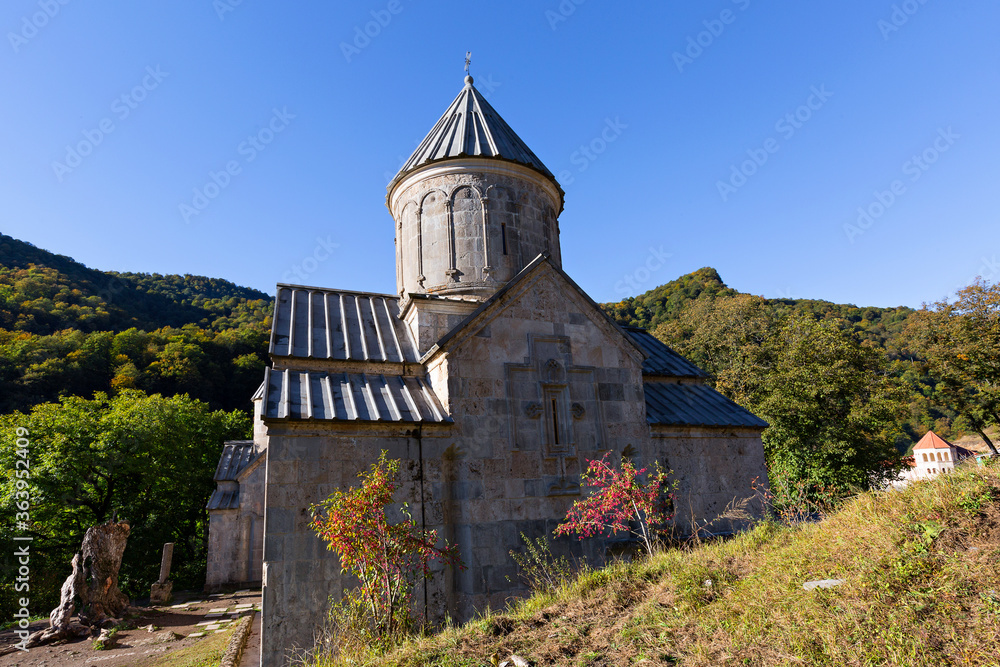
[389,76,557,189]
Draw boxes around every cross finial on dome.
[464,51,472,85]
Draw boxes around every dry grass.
[316,461,1000,666]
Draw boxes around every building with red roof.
[904,431,977,481]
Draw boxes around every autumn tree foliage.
[554,454,672,557]
[309,452,462,637]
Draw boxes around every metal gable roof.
[270,285,419,363]
[213,440,260,481]
[391,76,556,186]
[623,327,709,378]
[207,440,261,511]
[644,382,768,429]
[207,489,240,511]
[263,368,449,423]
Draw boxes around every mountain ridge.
[1,233,272,334]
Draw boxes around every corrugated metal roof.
[263,368,449,423]
[624,328,709,378]
[213,440,260,481]
[270,286,418,363]
[207,489,240,511]
[644,382,768,429]
[391,76,556,185]
[208,441,260,510]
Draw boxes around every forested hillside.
[0,233,273,413]
[600,267,967,452]
[601,266,916,352]
[0,234,277,615]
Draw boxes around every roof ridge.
[421,254,646,366]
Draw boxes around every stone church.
[206,74,769,666]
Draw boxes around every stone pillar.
[149,542,174,605]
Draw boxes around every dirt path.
[0,589,260,667]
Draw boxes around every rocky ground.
[0,589,260,667]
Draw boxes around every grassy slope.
[151,625,236,667]
[371,462,1000,666]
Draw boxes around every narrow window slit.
[551,398,560,445]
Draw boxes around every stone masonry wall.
[260,426,440,666]
[205,509,240,589]
[417,263,654,619]
[206,459,266,589]
[393,167,561,297]
[651,426,769,533]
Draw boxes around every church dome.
[387,76,562,208]
[387,74,565,300]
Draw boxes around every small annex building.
[207,74,771,666]
[205,383,270,589]
[205,439,266,589]
[904,431,976,481]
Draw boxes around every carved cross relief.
[506,335,605,496]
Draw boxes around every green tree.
[655,295,905,505]
[0,390,249,617]
[904,279,1000,456]
[758,317,906,497]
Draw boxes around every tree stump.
[22,521,131,649]
[78,520,131,625]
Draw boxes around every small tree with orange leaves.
[309,451,462,637]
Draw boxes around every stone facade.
[255,259,770,665]
[205,401,267,590]
[239,75,770,666]
[205,464,264,588]
[650,424,770,528]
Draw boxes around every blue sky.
[2,0,997,308]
